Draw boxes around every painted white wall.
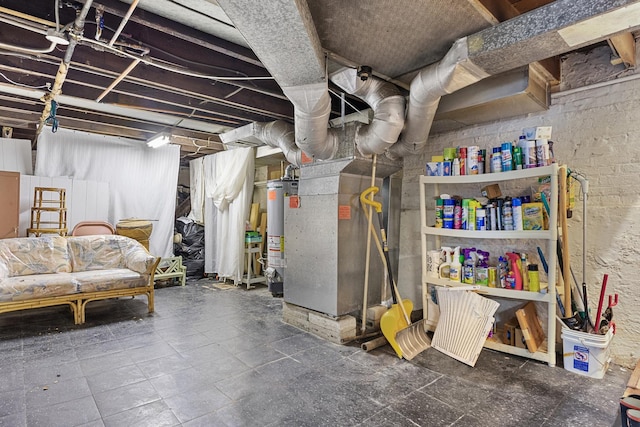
[0,138,32,174]
[397,75,640,368]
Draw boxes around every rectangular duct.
[431,65,549,134]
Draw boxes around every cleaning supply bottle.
[462,248,476,284]
[449,247,462,282]
[475,250,489,286]
[512,197,523,231]
[528,264,540,292]
[506,252,523,290]
[520,252,529,291]
[438,247,453,279]
[497,256,509,288]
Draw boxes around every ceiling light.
[146,134,172,148]
[45,28,70,46]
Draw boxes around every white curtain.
[198,147,254,282]
[35,128,180,257]
[188,157,205,223]
[0,138,32,174]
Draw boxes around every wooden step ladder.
[26,187,68,236]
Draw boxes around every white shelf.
[420,164,557,185]
[422,276,552,302]
[422,226,555,240]
[419,161,559,367]
[483,339,550,363]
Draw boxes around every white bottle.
[449,246,462,282]
[452,158,460,176]
[438,247,453,279]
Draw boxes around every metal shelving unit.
[419,164,559,366]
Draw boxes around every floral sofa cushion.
[66,235,156,274]
[0,236,71,278]
[0,273,78,302]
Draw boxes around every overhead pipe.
[251,121,302,166]
[281,82,340,161]
[35,0,94,140]
[387,38,489,160]
[329,67,406,156]
[108,0,139,47]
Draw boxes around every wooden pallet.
[283,302,356,344]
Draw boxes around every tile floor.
[0,278,629,426]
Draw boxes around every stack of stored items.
[425,126,553,176]
[432,246,543,292]
[435,181,551,232]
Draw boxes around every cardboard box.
[523,126,552,140]
[522,202,545,230]
[481,183,502,199]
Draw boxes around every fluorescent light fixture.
[45,28,70,46]
[146,134,171,148]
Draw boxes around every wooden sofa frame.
[0,258,160,325]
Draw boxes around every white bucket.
[561,327,613,379]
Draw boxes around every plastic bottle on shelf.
[438,247,453,279]
[506,252,523,290]
[462,248,476,284]
[512,197,523,231]
[528,264,541,292]
[520,252,529,291]
[449,247,462,282]
[503,197,513,231]
[453,200,462,229]
[476,208,486,231]
[475,250,489,285]
[497,256,509,288]
[452,157,460,176]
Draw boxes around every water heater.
[266,177,298,296]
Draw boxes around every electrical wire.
[81,37,273,81]
[0,71,51,90]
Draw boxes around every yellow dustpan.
[360,187,431,360]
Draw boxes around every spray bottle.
[475,250,490,286]
[506,252,523,290]
[438,247,453,279]
[449,246,462,282]
[462,248,477,284]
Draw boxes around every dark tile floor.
[0,278,629,427]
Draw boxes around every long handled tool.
[361,186,431,360]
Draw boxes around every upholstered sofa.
[0,234,159,324]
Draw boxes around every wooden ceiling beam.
[609,32,637,67]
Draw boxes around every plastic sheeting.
[190,147,254,282]
[35,129,180,257]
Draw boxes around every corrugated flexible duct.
[254,121,302,166]
[281,82,340,161]
[387,38,489,160]
[329,67,406,156]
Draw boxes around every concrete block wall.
[397,75,640,368]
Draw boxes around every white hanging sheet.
[35,128,179,257]
[201,147,254,281]
[187,157,205,224]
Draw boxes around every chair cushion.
[0,236,71,278]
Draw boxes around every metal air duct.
[329,67,406,156]
[219,121,302,166]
